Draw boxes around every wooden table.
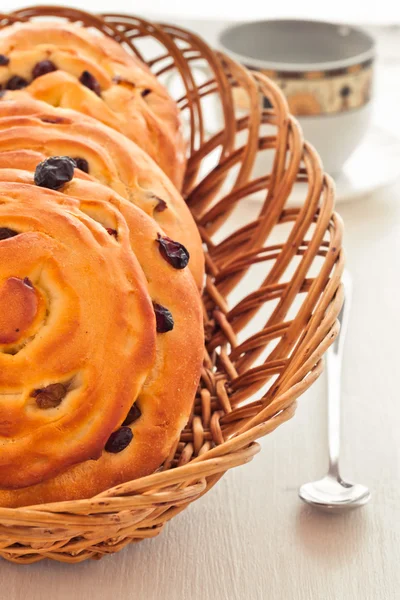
[2,18,400,600]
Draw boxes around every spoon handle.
[326,270,352,478]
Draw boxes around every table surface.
[2,17,400,600]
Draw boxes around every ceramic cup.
[219,19,376,175]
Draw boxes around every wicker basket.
[0,6,343,564]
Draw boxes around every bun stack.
[0,21,204,507]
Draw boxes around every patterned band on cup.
[253,58,373,116]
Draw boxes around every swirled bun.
[0,94,204,289]
[0,179,156,490]
[0,163,203,506]
[0,20,185,188]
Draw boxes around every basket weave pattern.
[0,7,343,563]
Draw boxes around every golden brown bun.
[0,160,203,507]
[0,95,204,289]
[0,20,185,188]
[0,180,156,490]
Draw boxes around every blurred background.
[1,0,399,23]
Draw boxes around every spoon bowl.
[299,475,371,513]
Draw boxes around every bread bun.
[0,178,156,490]
[0,94,204,288]
[0,21,185,188]
[0,163,203,506]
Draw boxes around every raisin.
[40,116,67,124]
[79,70,101,97]
[141,88,151,97]
[32,383,67,409]
[122,404,141,426]
[35,393,58,409]
[32,60,57,79]
[0,227,18,240]
[105,426,133,453]
[72,157,89,173]
[153,302,174,333]
[156,234,190,269]
[0,55,9,66]
[6,75,28,90]
[154,197,167,212]
[34,156,75,190]
[106,228,118,238]
[23,277,33,289]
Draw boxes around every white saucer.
[290,125,400,205]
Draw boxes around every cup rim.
[218,19,376,72]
